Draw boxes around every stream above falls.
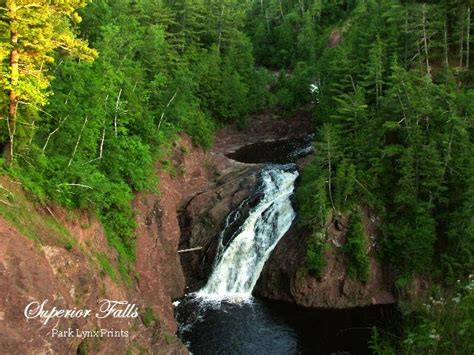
[226,134,314,164]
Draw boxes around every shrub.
[306,231,327,278]
[371,276,474,354]
[343,209,369,282]
[142,307,158,327]
[96,252,117,282]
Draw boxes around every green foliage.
[0,0,97,158]
[305,231,327,278]
[245,0,474,351]
[76,341,88,355]
[96,252,117,282]
[371,277,474,354]
[0,2,472,348]
[384,204,436,277]
[297,162,329,228]
[284,0,473,287]
[297,159,331,279]
[334,159,356,212]
[343,209,369,283]
[369,328,396,355]
[142,307,158,327]
[272,62,316,114]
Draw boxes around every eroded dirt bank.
[0,174,191,354]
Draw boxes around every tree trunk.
[444,18,449,72]
[259,0,269,33]
[404,4,409,68]
[422,4,431,77]
[180,4,187,54]
[467,6,471,70]
[217,4,225,52]
[460,13,464,68]
[376,63,381,107]
[4,1,19,164]
[327,134,335,211]
[417,38,423,72]
[114,88,122,138]
[298,0,305,17]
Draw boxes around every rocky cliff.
[0,181,188,354]
[175,111,395,310]
[178,166,261,291]
[254,211,395,308]
[177,111,314,292]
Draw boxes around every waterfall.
[196,164,299,300]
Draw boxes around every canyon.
[0,111,394,354]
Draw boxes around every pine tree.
[167,0,206,54]
[344,208,369,282]
[363,36,385,107]
[314,123,344,211]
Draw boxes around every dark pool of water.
[226,135,314,164]
[176,295,396,355]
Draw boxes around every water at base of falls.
[196,164,298,301]
[176,296,396,355]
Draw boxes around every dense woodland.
[0,0,473,353]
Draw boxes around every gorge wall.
[0,112,312,354]
[254,212,395,308]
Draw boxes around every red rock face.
[0,138,207,353]
[178,167,261,290]
[255,209,396,309]
[133,134,212,334]
[0,212,188,354]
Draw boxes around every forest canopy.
[0,1,473,352]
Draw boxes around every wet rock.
[179,167,261,291]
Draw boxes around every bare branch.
[0,199,15,207]
[58,183,93,189]
[178,246,203,253]
[42,116,68,153]
[67,116,88,167]
[85,116,106,165]
[114,88,122,138]
[158,89,179,132]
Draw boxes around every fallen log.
[177,246,203,253]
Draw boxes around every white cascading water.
[196,165,299,301]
